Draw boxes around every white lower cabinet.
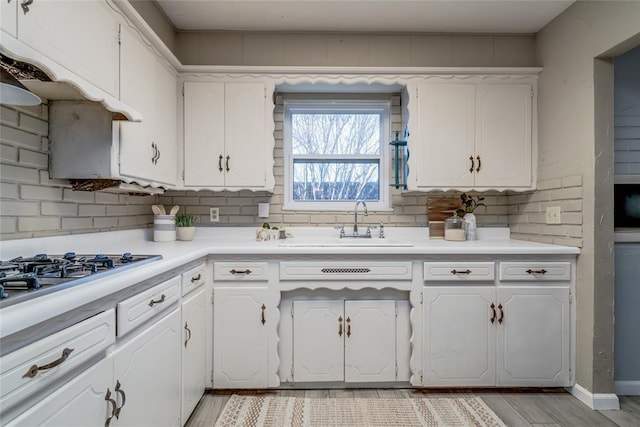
[293,300,397,383]
[212,287,270,388]
[423,286,570,387]
[181,288,207,422]
[6,355,114,427]
[113,307,182,426]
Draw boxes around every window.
[283,99,391,211]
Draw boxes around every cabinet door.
[183,82,225,187]
[293,300,344,382]
[224,82,267,188]
[423,287,496,386]
[475,84,532,188]
[182,289,207,422]
[415,83,475,188]
[150,60,177,186]
[344,300,397,382]
[118,24,156,183]
[5,356,113,427]
[1,0,17,38]
[213,287,269,388]
[17,0,119,97]
[496,287,570,386]
[114,308,181,427]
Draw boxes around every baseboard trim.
[568,383,620,410]
[615,381,640,396]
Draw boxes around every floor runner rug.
[214,394,506,426]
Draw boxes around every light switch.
[258,203,269,218]
[545,206,561,224]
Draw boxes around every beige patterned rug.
[214,394,506,426]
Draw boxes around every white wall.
[535,1,640,394]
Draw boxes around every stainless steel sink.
[278,238,413,247]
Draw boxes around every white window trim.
[283,99,392,212]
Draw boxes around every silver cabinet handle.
[23,347,74,378]
[105,388,117,427]
[21,0,33,14]
[114,380,126,418]
[184,322,192,347]
[148,294,166,307]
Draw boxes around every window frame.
[283,98,392,212]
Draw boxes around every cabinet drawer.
[423,262,495,282]
[0,309,115,413]
[280,262,412,281]
[182,263,206,296]
[117,276,180,337]
[213,262,269,282]
[499,262,571,282]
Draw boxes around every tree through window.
[284,100,391,211]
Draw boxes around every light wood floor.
[185,389,640,427]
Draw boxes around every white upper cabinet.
[16,0,120,97]
[414,84,475,189]
[475,84,532,188]
[1,0,17,38]
[409,80,535,192]
[183,80,275,191]
[118,24,177,187]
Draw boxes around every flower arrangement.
[175,213,195,227]
[459,193,486,214]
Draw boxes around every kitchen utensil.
[169,205,179,215]
[151,205,162,215]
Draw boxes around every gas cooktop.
[0,253,162,308]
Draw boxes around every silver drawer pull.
[230,269,252,275]
[148,294,166,307]
[190,273,201,283]
[526,269,547,275]
[451,269,472,275]
[23,347,74,378]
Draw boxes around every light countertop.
[0,226,579,339]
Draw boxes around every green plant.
[460,193,486,214]
[175,213,195,227]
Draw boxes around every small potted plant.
[459,193,485,241]
[175,213,196,241]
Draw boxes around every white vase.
[464,212,477,241]
[176,226,195,241]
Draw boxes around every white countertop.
[0,226,579,339]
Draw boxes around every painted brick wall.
[161,94,510,228]
[0,104,155,240]
[507,176,583,247]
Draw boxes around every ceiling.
[155,0,575,33]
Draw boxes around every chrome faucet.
[353,200,368,235]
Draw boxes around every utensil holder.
[154,215,176,242]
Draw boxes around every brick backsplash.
[507,175,583,247]
[1,100,511,239]
[0,104,155,240]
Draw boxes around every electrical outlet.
[209,207,219,222]
[545,206,561,224]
